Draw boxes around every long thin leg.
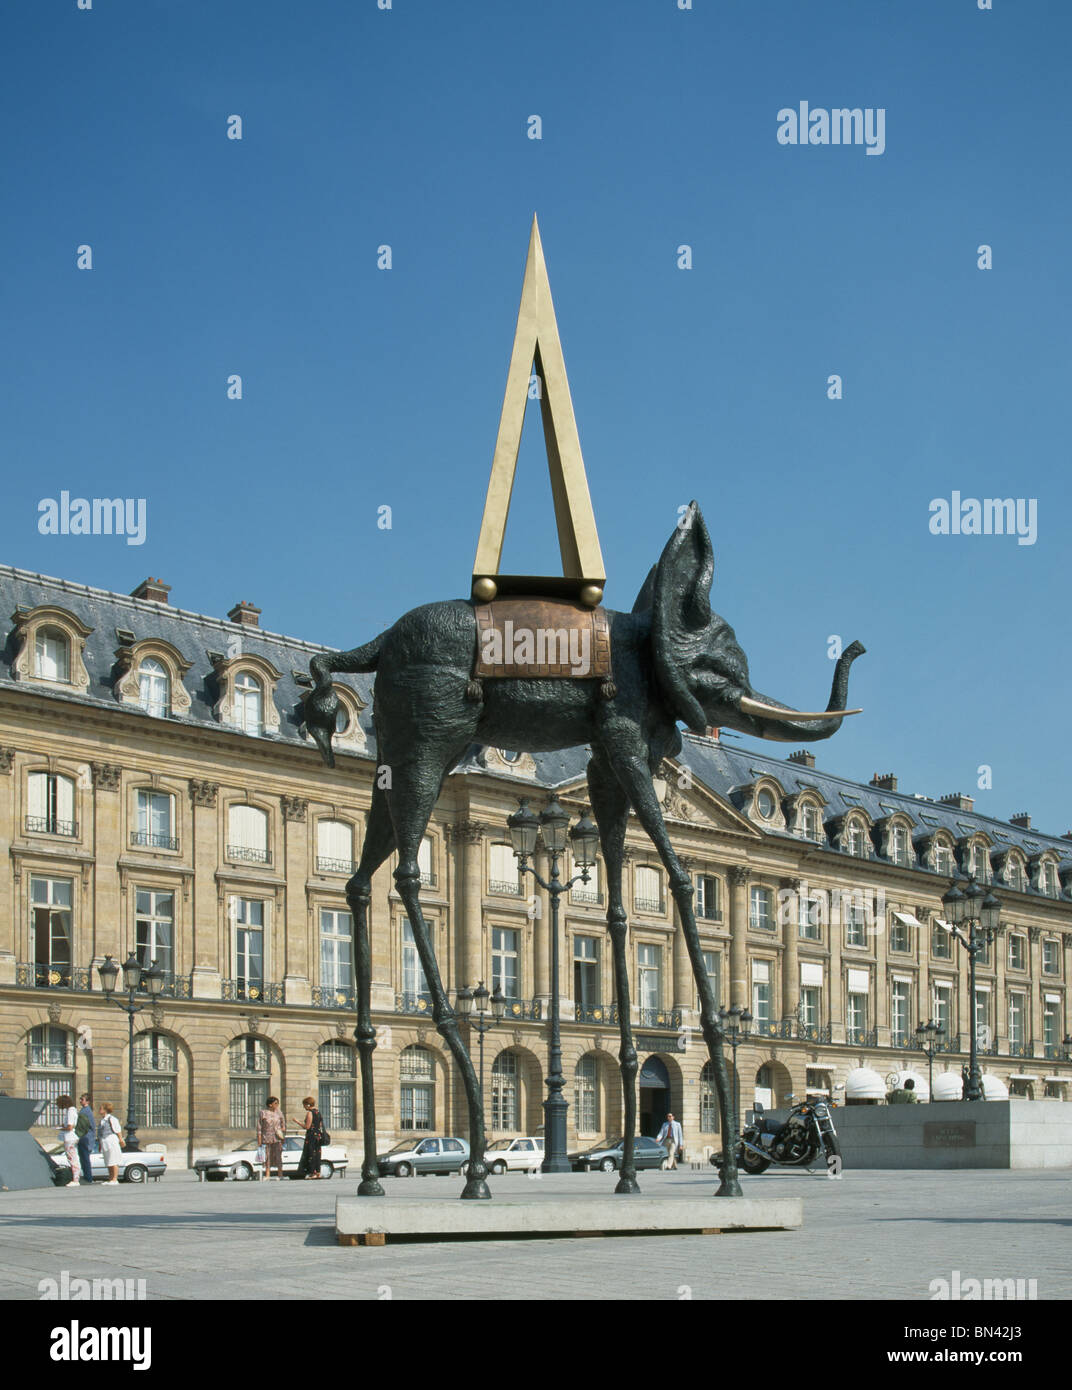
[587,753,640,1194]
[345,783,395,1196]
[388,755,491,1200]
[608,748,742,1197]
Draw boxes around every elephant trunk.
[739,640,866,742]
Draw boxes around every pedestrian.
[888,1077,919,1104]
[55,1094,81,1188]
[98,1103,123,1184]
[258,1096,286,1180]
[655,1111,684,1169]
[75,1092,96,1186]
[294,1096,325,1179]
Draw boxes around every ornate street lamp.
[455,980,506,1112]
[96,952,165,1151]
[507,796,598,1175]
[940,875,1001,1102]
[718,1004,753,1132]
[914,1019,946,1102]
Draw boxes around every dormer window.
[934,840,954,876]
[847,821,867,858]
[890,825,910,866]
[35,628,70,682]
[802,804,823,843]
[1041,860,1059,898]
[972,841,991,883]
[756,788,776,820]
[138,658,170,717]
[234,672,264,735]
[1006,855,1026,892]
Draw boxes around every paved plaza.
[1,1165,1068,1301]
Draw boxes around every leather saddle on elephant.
[470,597,615,699]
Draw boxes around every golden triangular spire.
[472,216,606,605]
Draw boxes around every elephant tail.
[310,632,386,686]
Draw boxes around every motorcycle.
[712,1097,842,1175]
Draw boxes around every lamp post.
[507,796,599,1174]
[914,1020,945,1102]
[939,876,1001,1103]
[96,952,165,1152]
[718,1004,753,1132]
[454,981,506,1110]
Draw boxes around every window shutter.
[318,820,352,862]
[28,772,46,819]
[230,805,267,851]
[55,776,74,823]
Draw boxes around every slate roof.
[2,563,1071,886]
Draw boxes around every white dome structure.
[885,1068,930,1101]
[844,1067,886,1101]
[982,1073,1008,1100]
[933,1072,964,1101]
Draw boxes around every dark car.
[568,1136,669,1173]
[376,1136,470,1177]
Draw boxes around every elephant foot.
[357,1178,385,1197]
[460,1177,492,1200]
[715,1175,743,1198]
[614,1174,641,1194]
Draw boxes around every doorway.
[638,1056,671,1138]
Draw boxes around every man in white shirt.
[656,1112,684,1169]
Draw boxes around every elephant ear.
[651,501,714,733]
[631,565,657,613]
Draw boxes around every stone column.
[994,922,1008,1051]
[829,893,845,1044]
[0,748,16,984]
[1027,926,1042,1052]
[729,865,750,1009]
[189,780,222,999]
[874,887,890,1042]
[281,796,310,1005]
[456,821,486,988]
[673,855,695,1014]
[781,876,800,1025]
[90,763,124,967]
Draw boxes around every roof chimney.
[130,577,170,605]
[787,750,815,768]
[1010,812,1031,829]
[227,601,261,628]
[870,773,897,792]
[939,792,974,813]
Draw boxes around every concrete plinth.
[335,1194,802,1246]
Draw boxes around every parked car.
[376,1136,469,1177]
[483,1136,545,1174]
[194,1136,349,1181]
[568,1136,669,1172]
[47,1144,166,1184]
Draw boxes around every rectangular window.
[135,789,174,849]
[319,1082,355,1131]
[931,922,952,959]
[401,920,429,998]
[1042,939,1060,975]
[889,918,910,954]
[696,874,721,920]
[31,877,73,986]
[228,805,270,863]
[932,983,953,1039]
[489,843,519,895]
[229,1079,268,1130]
[934,845,953,875]
[844,896,867,947]
[27,772,76,837]
[847,991,868,1037]
[699,950,720,1011]
[491,927,520,998]
[135,890,174,978]
[800,985,820,1027]
[974,989,990,1048]
[749,886,773,932]
[751,961,771,1025]
[1007,934,1026,972]
[1008,993,1025,1046]
[418,835,435,887]
[316,820,354,874]
[573,936,600,1009]
[1042,998,1059,1048]
[134,1078,175,1128]
[232,897,264,998]
[890,826,909,866]
[798,894,823,942]
[891,979,910,1045]
[635,866,662,913]
[571,857,601,904]
[638,943,662,1011]
[320,909,353,991]
[400,1082,434,1130]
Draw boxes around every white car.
[194,1136,349,1181]
[483,1136,545,1174]
[48,1144,166,1184]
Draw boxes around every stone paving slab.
[0,1167,1068,1301]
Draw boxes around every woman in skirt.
[295,1096,324,1178]
[98,1102,123,1184]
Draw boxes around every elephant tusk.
[739,697,862,721]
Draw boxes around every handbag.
[321,1128,331,1147]
[255,1145,266,1164]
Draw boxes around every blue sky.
[2,1,1069,833]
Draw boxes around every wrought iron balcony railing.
[488,879,521,896]
[575,1002,617,1024]
[845,1027,878,1046]
[634,896,664,914]
[16,963,92,991]
[1009,1040,1034,1059]
[420,870,436,887]
[751,1018,793,1040]
[131,1053,178,1072]
[571,887,603,905]
[25,816,78,837]
[155,973,192,999]
[226,845,272,865]
[316,856,354,876]
[1041,1042,1062,1060]
[130,830,179,851]
[696,907,723,922]
[501,997,542,1021]
[222,979,283,1004]
[638,1007,682,1030]
[313,984,357,1010]
[395,992,433,1016]
[795,1022,832,1043]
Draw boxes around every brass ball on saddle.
[472,577,497,602]
[579,583,603,607]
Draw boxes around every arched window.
[399,1046,435,1131]
[491,1050,520,1131]
[973,841,991,883]
[34,627,70,682]
[137,658,170,717]
[316,820,354,875]
[227,805,270,864]
[318,1042,356,1131]
[133,1031,177,1128]
[802,803,823,843]
[229,1037,270,1129]
[26,1025,76,1127]
[847,819,867,858]
[574,1056,599,1134]
[27,771,76,837]
[699,1060,720,1133]
[234,672,264,735]
[934,838,955,876]
[1006,855,1026,892]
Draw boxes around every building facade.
[1,564,1069,1164]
